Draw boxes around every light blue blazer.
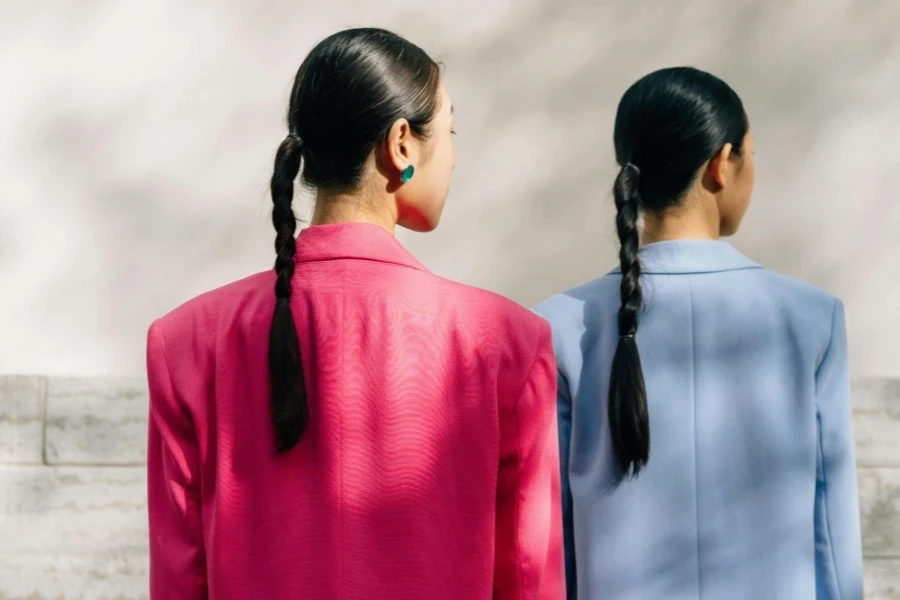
[534,240,864,600]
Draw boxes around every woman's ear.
[707,142,733,188]
[384,118,414,177]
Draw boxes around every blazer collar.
[295,222,428,272]
[611,239,762,275]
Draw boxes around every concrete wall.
[0,377,147,598]
[0,375,898,598]
[1,0,898,379]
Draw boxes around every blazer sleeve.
[813,300,864,600]
[494,322,565,600]
[557,370,577,599]
[146,321,208,599]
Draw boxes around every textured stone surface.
[0,376,898,596]
[860,467,900,558]
[0,376,44,464]
[866,559,900,600]
[0,465,147,554]
[0,553,149,600]
[45,377,148,465]
[853,378,900,467]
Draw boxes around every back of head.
[614,67,748,211]
[288,28,441,190]
[269,29,442,453]
[608,67,748,477]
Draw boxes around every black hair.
[609,67,748,476]
[269,28,441,452]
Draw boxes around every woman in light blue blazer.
[534,67,864,599]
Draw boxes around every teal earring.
[400,165,415,183]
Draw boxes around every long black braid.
[268,132,306,453]
[265,28,441,453]
[607,66,749,476]
[608,163,650,476]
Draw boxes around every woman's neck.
[311,188,397,236]
[641,195,721,246]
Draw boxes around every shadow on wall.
[0,0,898,375]
[435,0,900,300]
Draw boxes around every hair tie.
[288,132,302,144]
[624,162,641,177]
[277,297,290,305]
[619,333,635,340]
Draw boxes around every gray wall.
[1,376,898,598]
[0,0,898,378]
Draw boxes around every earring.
[400,165,415,183]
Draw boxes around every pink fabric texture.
[146,222,564,599]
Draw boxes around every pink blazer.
[146,222,564,599]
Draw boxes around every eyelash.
[451,129,457,135]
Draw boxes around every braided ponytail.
[269,133,306,453]
[607,66,749,477]
[265,28,442,452]
[608,163,649,476]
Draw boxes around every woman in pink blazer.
[146,28,563,599]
